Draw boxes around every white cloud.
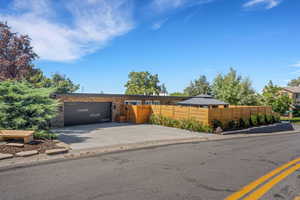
[152,0,213,12]
[291,61,300,67]
[243,0,281,9]
[0,0,134,62]
[151,18,168,30]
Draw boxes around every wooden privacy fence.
[121,105,274,127]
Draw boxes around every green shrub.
[250,115,258,126]
[149,114,160,125]
[227,120,239,130]
[149,114,212,133]
[34,130,58,140]
[212,119,223,129]
[265,115,273,124]
[0,81,59,131]
[272,115,280,123]
[257,114,266,125]
[239,118,250,129]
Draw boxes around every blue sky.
[0,0,299,94]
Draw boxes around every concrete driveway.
[54,122,210,150]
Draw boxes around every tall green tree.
[48,73,80,93]
[0,81,59,130]
[211,68,258,105]
[288,77,300,87]
[184,75,211,96]
[125,71,161,95]
[261,81,292,114]
[26,71,79,94]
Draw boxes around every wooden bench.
[0,130,34,143]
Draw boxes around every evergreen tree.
[0,81,59,130]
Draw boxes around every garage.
[64,102,112,126]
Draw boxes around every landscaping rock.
[0,153,13,160]
[46,148,68,155]
[16,150,38,157]
[56,142,71,150]
[6,143,24,147]
[215,127,223,134]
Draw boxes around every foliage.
[34,130,58,140]
[184,75,211,96]
[250,115,258,126]
[227,120,239,130]
[27,71,79,94]
[149,114,212,133]
[260,81,292,115]
[265,115,273,124]
[211,68,258,105]
[257,114,266,125]
[288,77,300,87]
[125,71,162,95]
[0,22,38,81]
[212,119,223,129]
[169,92,188,96]
[239,118,250,129]
[273,115,280,123]
[0,81,59,130]
[48,73,80,93]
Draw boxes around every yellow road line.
[244,163,300,200]
[225,157,300,200]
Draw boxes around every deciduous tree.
[0,22,37,80]
[288,77,300,87]
[184,75,211,96]
[125,71,161,95]
[211,68,258,105]
[261,81,292,114]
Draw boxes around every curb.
[0,130,299,172]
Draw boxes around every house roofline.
[53,93,192,99]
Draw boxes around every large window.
[124,100,142,105]
[145,100,160,105]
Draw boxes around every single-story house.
[176,95,229,108]
[51,93,228,127]
[51,93,189,127]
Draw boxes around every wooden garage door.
[64,102,112,126]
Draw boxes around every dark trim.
[53,93,191,99]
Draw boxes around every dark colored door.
[64,102,112,126]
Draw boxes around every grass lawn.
[281,117,300,124]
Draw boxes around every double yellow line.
[225,157,300,200]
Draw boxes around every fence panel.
[122,104,274,127]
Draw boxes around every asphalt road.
[1,133,300,200]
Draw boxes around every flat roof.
[53,93,191,99]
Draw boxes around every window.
[296,93,300,99]
[124,100,142,105]
[145,100,152,105]
[145,100,160,105]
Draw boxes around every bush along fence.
[121,105,280,133]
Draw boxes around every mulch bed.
[0,139,64,156]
